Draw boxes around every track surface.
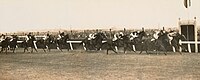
[1,49,200,80]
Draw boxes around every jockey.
[0,34,6,42]
[58,32,64,40]
[112,34,118,41]
[43,33,50,40]
[119,32,124,39]
[130,32,138,40]
[27,32,32,39]
[153,30,160,39]
[88,33,95,40]
[25,32,32,42]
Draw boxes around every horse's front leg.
[139,44,144,54]
[5,47,8,54]
[0,47,3,53]
[67,43,70,51]
[124,46,127,54]
[34,47,38,52]
[42,46,46,53]
[59,45,63,52]
[24,47,28,53]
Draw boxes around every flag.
[184,0,191,8]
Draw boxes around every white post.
[69,42,73,50]
[194,19,198,53]
[188,43,191,53]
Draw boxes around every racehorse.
[80,36,94,51]
[149,30,171,55]
[81,32,107,51]
[45,35,56,52]
[0,37,11,54]
[22,35,38,53]
[9,35,18,53]
[120,34,136,53]
[55,34,70,51]
[170,32,187,54]
[93,32,107,50]
[36,38,47,52]
[104,38,118,54]
[139,30,170,55]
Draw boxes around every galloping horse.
[93,32,107,50]
[120,34,136,53]
[0,37,11,54]
[22,35,38,53]
[36,38,47,52]
[9,35,18,53]
[81,32,107,51]
[146,30,170,55]
[45,35,56,52]
[55,34,70,51]
[170,32,187,54]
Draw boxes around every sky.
[0,0,200,32]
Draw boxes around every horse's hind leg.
[128,44,136,53]
[123,44,127,54]
[13,48,16,53]
[0,48,3,53]
[43,48,46,53]
[111,46,117,54]
[59,45,63,52]
[139,45,144,54]
[67,44,70,51]
[106,49,109,55]
[124,47,127,54]
[24,48,28,53]
[5,48,8,54]
[31,48,33,53]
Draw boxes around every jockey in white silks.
[0,34,6,42]
[43,33,50,40]
[88,34,95,40]
[112,34,118,41]
[112,33,119,51]
[153,31,159,39]
[130,32,138,41]
[57,32,64,40]
[119,32,124,39]
[25,33,32,42]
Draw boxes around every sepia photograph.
[0,0,200,80]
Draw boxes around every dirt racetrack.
[1,49,200,80]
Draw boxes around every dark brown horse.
[0,37,11,54]
[170,32,187,54]
[22,35,38,53]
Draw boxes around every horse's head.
[94,32,107,40]
[63,34,70,40]
[138,31,147,39]
[10,34,17,39]
[177,33,187,41]
[30,35,36,41]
